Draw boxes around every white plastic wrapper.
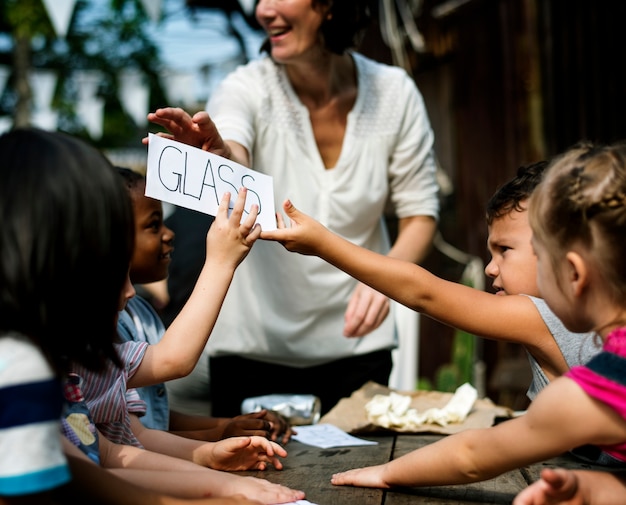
[241,394,321,426]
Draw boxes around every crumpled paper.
[319,381,512,435]
[366,382,477,429]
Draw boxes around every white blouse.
[205,52,439,365]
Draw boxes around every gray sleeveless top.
[525,296,623,467]
[525,295,600,400]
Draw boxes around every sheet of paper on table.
[291,423,378,449]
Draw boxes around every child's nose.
[484,258,498,278]
[163,226,175,244]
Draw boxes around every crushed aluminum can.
[241,394,321,426]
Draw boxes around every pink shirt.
[566,327,626,461]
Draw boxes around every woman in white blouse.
[147,0,440,417]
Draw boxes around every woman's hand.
[144,107,232,159]
[343,283,390,337]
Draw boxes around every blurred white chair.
[389,302,420,391]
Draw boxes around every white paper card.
[146,134,276,230]
[292,424,378,449]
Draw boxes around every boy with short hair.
[262,161,607,460]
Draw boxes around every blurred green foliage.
[0,0,167,147]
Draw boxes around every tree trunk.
[13,34,31,128]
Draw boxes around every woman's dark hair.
[0,128,134,375]
[260,0,375,55]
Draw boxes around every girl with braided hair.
[332,144,626,488]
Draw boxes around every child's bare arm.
[98,427,203,472]
[94,425,303,502]
[261,200,551,349]
[332,377,626,489]
[128,188,261,388]
[59,446,271,504]
[130,415,286,471]
[170,409,293,444]
[107,467,293,504]
[67,455,294,504]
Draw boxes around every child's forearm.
[366,427,539,488]
[169,411,227,442]
[59,455,214,505]
[169,428,222,442]
[107,467,225,499]
[129,263,234,388]
[131,418,203,464]
[159,260,234,370]
[315,220,546,346]
[381,431,496,487]
[374,403,584,489]
[169,411,225,431]
[99,431,202,472]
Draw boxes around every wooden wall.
[359,0,626,405]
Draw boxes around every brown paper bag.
[319,381,513,435]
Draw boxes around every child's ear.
[565,251,588,297]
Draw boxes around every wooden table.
[242,433,606,505]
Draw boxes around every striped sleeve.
[0,335,70,496]
[73,341,149,446]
